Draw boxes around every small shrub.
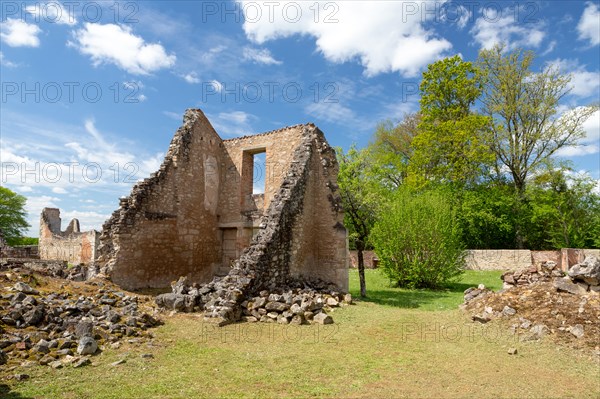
[371,188,465,289]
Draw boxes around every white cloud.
[581,110,600,145]
[1,112,162,194]
[440,5,472,29]
[238,1,452,77]
[577,2,600,46]
[70,23,176,75]
[0,18,41,47]
[60,210,110,232]
[24,195,60,235]
[0,51,19,67]
[207,111,258,137]
[548,59,600,98]
[25,1,77,26]
[242,47,282,65]
[471,8,545,50]
[16,186,33,193]
[555,109,600,157]
[305,102,357,125]
[182,71,200,84]
[209,80,223,92]
[52,187,68,194]
[541,40,557,56]
[163,111,181,120]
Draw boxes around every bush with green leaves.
[371,188,465,289]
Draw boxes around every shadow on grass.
[351,281,473,309]
[0,384,34,399]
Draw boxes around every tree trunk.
[514,183,526,249]
[357,242,367,297]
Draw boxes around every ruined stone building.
[39,208,100,264]
[97,109,348,295]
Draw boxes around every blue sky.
[1,0,599,236]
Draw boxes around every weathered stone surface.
[75,320,94,338]
[554,278,588,295]
[77,336,97,355]
[569,324,584,339]
[529,324,549,339]
[49,360,63,369]
[39,207,99,266]
[22,305,45,326]
[265,301,289,312]
[507,348,518,355]
[154,293,195,312]
[502,306,517,316]
[313,312,333,325]
[32,339,50,354]
[97,109,348,326]
[13,282,38,295]
[73,357,91,368]
[568,256,600,286]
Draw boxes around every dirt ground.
[464,281,600,354]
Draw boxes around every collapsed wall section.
[98,108,348,305]
[97,110,224,289]
[39,208,99,264]
[201,125,348,323]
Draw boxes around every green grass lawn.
[3,269,599,399]
[350,269,503,311]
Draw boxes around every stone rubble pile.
[500,260,564,288]
[155,276,352,325]
[499,256,600,294]
[0,279,161,369]
[462,256,600,351]
[1,258,95,282]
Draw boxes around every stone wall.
[349,251,379,269]
[38,208,99,265]
[465,248,600,272]
[0,245,39,258]
[97,111,223,288]
[98,109,348,293]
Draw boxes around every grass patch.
[350,269,503,310]
[4,270,599,399]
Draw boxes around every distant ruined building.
[39,208,100,264]
[96,109,349,294]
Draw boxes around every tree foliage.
[371,188,465,289]
[336,145,380,297]
[526,164,600,249]
[456,183,519,249]
[477,44,599,193]
[410,55,493,187]
[367,113,420,188]
[0,186,30,246]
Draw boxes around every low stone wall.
[0,245,39,259]
[465,249,600,272]
[465,250,532,271]
[348,250,379,269]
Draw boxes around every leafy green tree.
[409,55,493,187]
[337,145,379,297]
[371,188,465,289]
[0,186,30,246]
[477,45,599,194]
[456,183,519,249]
[12,237,39,246]
[367,113,420,188]
[526,164,600,249]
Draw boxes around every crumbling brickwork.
[98,109,348,297]
[39,208,99,264]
